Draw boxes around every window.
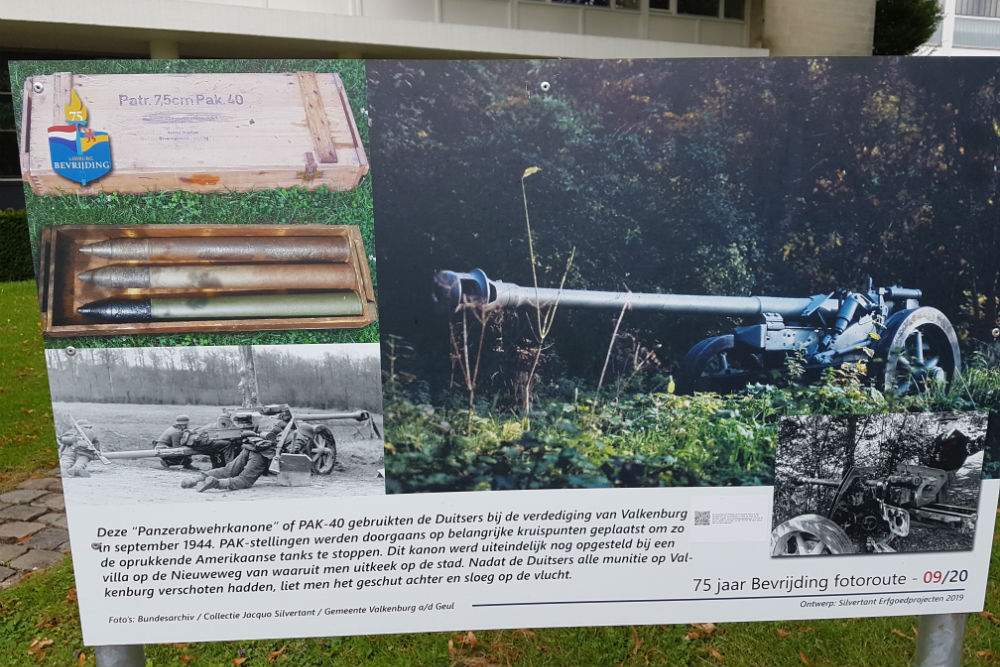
[956,0,1000,19]
[660,0,744,18]
[549,0,639,7]
[552,0,611,6]
[677,0,719,16]
[724,0,744,19]
[0,60,25,210]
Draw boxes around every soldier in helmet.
[287,421,315,455]
[180,431,276,492]
[58,419,100,478]
[154,414,195,469]
[258,406,294,445]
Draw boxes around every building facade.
[0,0,879,206]
[0,0,881,59]
[921,0,1000,54]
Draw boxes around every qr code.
[694,511,711,526]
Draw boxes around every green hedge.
[0,208,33,281]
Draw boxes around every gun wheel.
[307,426,337,475]
[771,514,856,556]
[876,307,960,393]
[676,335,761,394]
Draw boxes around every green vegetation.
[384,354,1000,493]
[8,58,376,348]
[874,0,943,55]
[0,210,32,281]
[0,280,56,492]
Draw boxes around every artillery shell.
[77,263,358,291]
[78,236,352,263]
[78,292,363,321]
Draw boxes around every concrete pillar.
[941,0,957,51]
[763,0,876,56]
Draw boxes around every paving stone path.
[0,469,69,589]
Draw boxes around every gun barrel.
[435,269,838,318]
[297,411,371,422]
[793,476,841,488]
[103,447,199,460]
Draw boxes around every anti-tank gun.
[433,269,961,394]
[104,404,379,474]
[771,462,978,556]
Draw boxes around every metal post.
[94,644,145,667]
[914,613,967,667]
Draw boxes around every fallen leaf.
[891,629,914,641]
[511,629,534,638]
[172,644,189,648]
[27,638,54,656]
[692,622,717,635]
[233,658,247,666]
[776,628,790,638]
[464,631,478,647]
[684,630,701,641]
[268,645,286,661]
[799,650,811,666]
[975,650,998,660]
[37,651,46,663]
[631,626,642,655]
[77,652,86,667]
[66,588,77,604]
[522,166,541,179]
[447,641,494,667]
[979,611,1000,624]
[179,657,193,665]
[708,647,723,661]
[451,656,494,667]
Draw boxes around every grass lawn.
[0,279,998,666]
[0,281,56,492]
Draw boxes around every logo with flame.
[47,89,112,186]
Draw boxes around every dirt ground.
[54,402,385,505]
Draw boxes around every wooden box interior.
[39,224,377,337]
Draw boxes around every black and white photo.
[45,343,384,504]
[771,412,986,557]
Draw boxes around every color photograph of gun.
[368,58,1000,493]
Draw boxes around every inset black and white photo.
[45,343,384,504]
[771,412,986,557]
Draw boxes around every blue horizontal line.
[472,588,965,607]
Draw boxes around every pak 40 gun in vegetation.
[434,269,961,394]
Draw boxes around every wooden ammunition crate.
[20,72,368,195]
[39,224,377,337]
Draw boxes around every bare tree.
[238,345,260,408]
